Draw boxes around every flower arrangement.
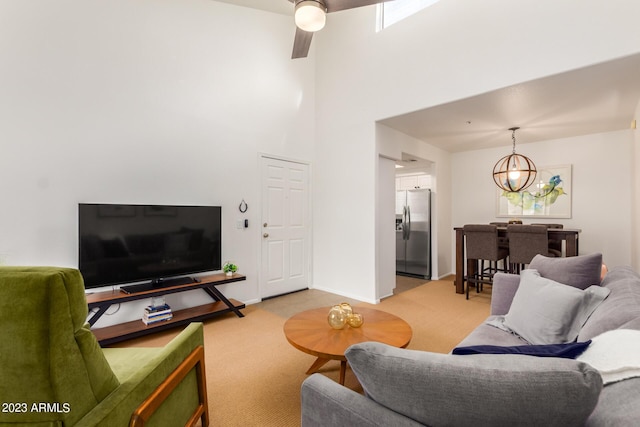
[223,261,238,276]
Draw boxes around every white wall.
[376,156,396,299]
[313,0,640,300]
[0,0,315,325]
[312,122,378,302]
[452,130,634,268]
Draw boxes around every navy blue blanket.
[452,340,592,359]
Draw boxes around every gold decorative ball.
[339,302,353,317]
[347,313,364,328]
[327,305,347,329]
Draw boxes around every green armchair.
[0,267,208,427]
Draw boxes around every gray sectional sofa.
[301,253,640,426]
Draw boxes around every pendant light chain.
[509,126,520,154]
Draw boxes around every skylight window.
[378,0,440,30]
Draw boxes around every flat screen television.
[79,203,222,293]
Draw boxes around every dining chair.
[532,223,564,255]
[463,224,509,299]
[489,222,509,250]
[507,224,560,273]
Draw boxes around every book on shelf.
[142,296,173,325]
[144,309,172,318]
[142,313,173,325]
[144,304,172,316]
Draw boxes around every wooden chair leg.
[466,260,479,300]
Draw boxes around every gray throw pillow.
[577,266,640,341]
[346,342,602,427]
[503,270,610,344]
[529,253,602,289]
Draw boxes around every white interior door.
[260,156,310,299]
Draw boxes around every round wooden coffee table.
[283,306,412,385]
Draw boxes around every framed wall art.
[496,164,572,218]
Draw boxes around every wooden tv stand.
[86,273,246,346]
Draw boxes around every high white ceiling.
[213,0,293,15]
[213,1,640,153]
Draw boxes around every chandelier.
[492,127,537,192]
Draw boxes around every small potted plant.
[223,261,238,277]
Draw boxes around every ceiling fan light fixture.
[295,0,327,32]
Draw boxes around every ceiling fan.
[289,0,395,59]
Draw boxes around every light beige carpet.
[110,277,491,426]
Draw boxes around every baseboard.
[310,284,379,305]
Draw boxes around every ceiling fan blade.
[325,0,394,13]
[292,27,313,59]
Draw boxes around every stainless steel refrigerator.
[396,189,431,279]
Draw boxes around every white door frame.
[258,153,312,299]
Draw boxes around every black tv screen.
[79,204,222,289]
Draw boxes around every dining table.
[453,226,582,294]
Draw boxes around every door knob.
[263,233,269,238]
